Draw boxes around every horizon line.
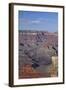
[19,30,58,33]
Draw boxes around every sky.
[19,11,58,32]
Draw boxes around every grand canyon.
[19,30,58,79]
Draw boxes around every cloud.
[31,20,40,24]
[31,18,49,24]
[19,18,49,25]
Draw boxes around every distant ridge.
[19,30,57,34]
[19,30,48,32]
